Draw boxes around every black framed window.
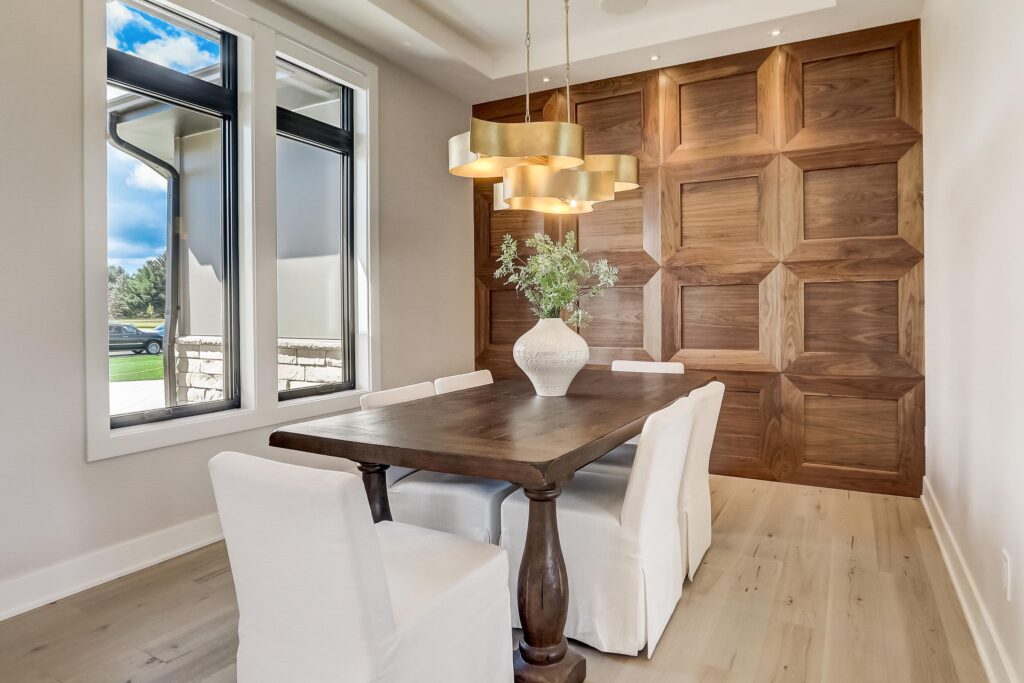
[275,58,356,400]
[105,0,239,428]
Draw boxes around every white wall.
[922,1,1024,681]
[0,0,472,611]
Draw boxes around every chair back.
[620,397,697,535]
[209,452,397,682]
[611,360,684,374]
[680,381,725,504]
[360,381,435,409]
[434,369,494,395]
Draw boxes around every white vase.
[513,318,590,397]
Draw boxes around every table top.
[270,369,715,488]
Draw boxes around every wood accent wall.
[472,22,924,496]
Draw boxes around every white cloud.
[127,162,167,191]
[130,35,217,73]
[106,1,136,48]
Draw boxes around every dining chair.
[500,396,698,657]
[594,361,685,451]
[209,452,513,683]
[389,370,518,543]
[585,381,725,581]
[359,382,435,485]
[434,369,493,394]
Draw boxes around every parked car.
[109,323,163,355]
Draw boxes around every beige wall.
[0,0,471,595]
[922,0,1024,680]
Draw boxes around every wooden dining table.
[270,368,714,683]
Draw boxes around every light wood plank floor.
[0,476,986,683]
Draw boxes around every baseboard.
[921,476,1020,683]
[0,513,223,622]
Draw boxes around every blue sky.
[106,1,219,272]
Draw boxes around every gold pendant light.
[447,0,584,180]
[447,0,639,215]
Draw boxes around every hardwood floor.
[0,476,986,683]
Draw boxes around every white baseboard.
[0,513,223,622]
[921,476,1020,683]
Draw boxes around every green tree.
[107,265,130,319]
[122,254,166,318]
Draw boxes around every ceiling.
[271,0,924,103]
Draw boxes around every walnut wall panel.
[472,22,924,496]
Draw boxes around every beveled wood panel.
[681,176,760,248]
[490,208,545,256]
[681,284,760,351]
[474,22,924,496]
[271,370,715,488]
[804,395,900,470]
[577,185,643,252]
[575,92,643,155]
[580,286,644,349]
[802,48,897,127]
[678,72,758,145]
[803,281,899,353]
[803,163,898,239]
[490,290,534,346]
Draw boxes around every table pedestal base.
[513,647,585,683]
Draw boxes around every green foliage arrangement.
[495,231,619,328]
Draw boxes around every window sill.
[87,387,368,461]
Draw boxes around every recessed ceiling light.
[649,55,660,61]
[542,77,550,83]
[770,29,782,37]
[402,40,412,46]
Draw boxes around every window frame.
[83,0,381,461]
[274,57,357,402]
[105,5,241,429]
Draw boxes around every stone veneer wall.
[174,336,344,402]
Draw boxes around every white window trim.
[83,0,381,461]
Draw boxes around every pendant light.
[448,0,639,215]
[448,0,584,179]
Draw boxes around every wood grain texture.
[575,92,643,156]
[678,72,758,145]
[271,370,714,488]
[803,163,898,239]
[681,284,760,350]
[802,48,897,127]
[803,395,900,470]
[473,22,924,496]
[0,475,985,683]
[681,176,760,248]
[804,281,899,353]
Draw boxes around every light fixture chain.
[525,0,532,122]
[564,0,571,122]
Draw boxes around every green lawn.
[109,354,165,382]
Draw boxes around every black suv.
[109,323,164,355]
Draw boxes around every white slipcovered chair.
[592,361,685,452]
[434,369,493,394]
[500,396,698,657]
[209,452,513,683]
[585,380,725,581]
[359,382,435,485]
[364,376,518,543]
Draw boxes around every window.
[275,58,356,400]
[105,0,239,428]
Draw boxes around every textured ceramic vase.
[513,318,590,397]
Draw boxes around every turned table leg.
[357,462,392,523]
[513,486,586,683]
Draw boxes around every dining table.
[270,368,715,683]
